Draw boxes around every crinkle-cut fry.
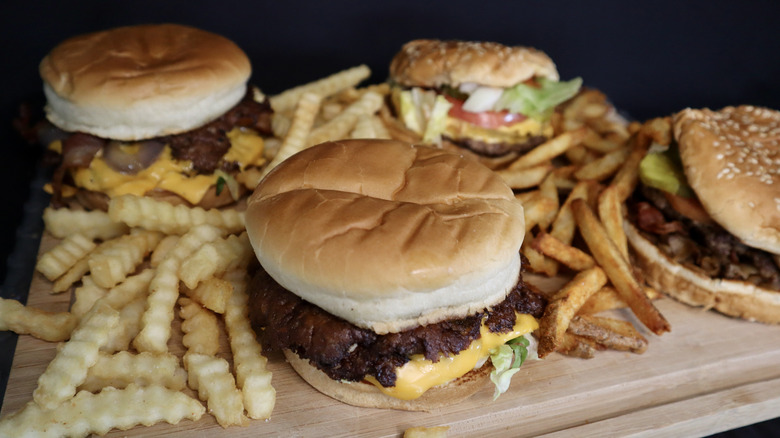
[181,276,233,314]
[102,295,146,353]
[184,353,247,428]
[572,199,671,335]
[108,194,245,235]
[51,257,90,293]
[271,111,292,138]
[350,114,390,140]
[224,270,275,420]
[269,64,371,113]
[35,233,96,281]
[179,232,252,290]
[261,92,322,178]
[43,206,129,240]
[33,301,119,410]
[97,268,154,312]
[88,230,163,289]
[0,297,76,342]
[80,351,187,392]
[537,267,608,358]
[179,297,220,357]
[71,276,108,319]
[508,128,586,170]
[0,384,204,437]
[133,225,225,353]
[150,234,179,268]
[306,90,384,147]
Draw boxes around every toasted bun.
[625,221,780,323]
[389,39,559,88]
[674,106,780,254]
[283,349,490,411]
[245,139,525,334]
[40,24,251,141]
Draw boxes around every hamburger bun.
[40,23,251,141]
[283,349,491,412]
[673,106,780,254]
[246,139,526,334]
[389,39,559,88]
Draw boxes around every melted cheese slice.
[70,128,264,205]
[444,116,553,144]
[365,313,538,400]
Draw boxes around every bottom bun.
[624,222,780,324]
[283,350,490,411]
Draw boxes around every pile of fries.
[0,63,673,435]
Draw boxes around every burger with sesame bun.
[624,105,780,323]
[388,39,582,165]
[245,139,546,410]
[39,23,273,211]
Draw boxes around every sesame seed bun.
[389,39,559,89]
[673,106,780,254]
[40,23,251,141]
[244,139,526,334]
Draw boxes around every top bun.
[40,23,251,141]
[389,39,559,89]
[674,105,780,254]
[245,139,526,334]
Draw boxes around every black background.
[1,1,779,435]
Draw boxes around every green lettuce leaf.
[495,77,583,121]
[489,335,534,400]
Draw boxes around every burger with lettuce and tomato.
[388,39,581,162]
[625,106,780,323]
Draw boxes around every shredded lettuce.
[422,95,453,144]
[399,90,425,135]
[488,334,537,400]
[495,77,583,121]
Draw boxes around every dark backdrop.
[1,1,779,435]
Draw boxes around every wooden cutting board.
[3,236,780,437]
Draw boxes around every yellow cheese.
[444,116,553,145]
[365,313,538,400]
[70,129,264,205]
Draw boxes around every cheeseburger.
[389,39,581,160]
[245,139,545,410]
[625,105,780,323]
[39,24,273,210]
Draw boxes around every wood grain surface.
[2,236,780,437]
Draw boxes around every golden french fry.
[184,353,247,428]
[224,270,275,420]
[35,233,96,281]
[598,186,629,259]
[549,165,578,190]
[80,351,187,392]
[178,232,252,290]
[0,384,205,437]
[271,112,292,138]
[150,235,179,268]
[571,199,670,335]
[269,65,371,113]
[33,301,119,410]
[521,239,559,277]
[43,207,129,240]
[306,90,384,146]
[562,89,608,122]
[71,276,108,319]
[578,285,661,315]
[236,167,266,191]
[558,332,601,359]
[98,268,154,312]
[133,225,225,353]
[88,231,162,289]
[0,297,76,342]
[108,194,245,235]
[537,266,608,358]
[522,196,559,232]
[640,116,672,146]
[179,297,220,357]
[508,129,586,170]
[51,257,90,293]
[532,232,596,271]
[350,114,380,139]
[573,145,632,182]
[610,136,649,202]
[497,162,553,190]
[102,295,146,354]
[181,276,233,314]
[581,128,622,153]
[262,92,322,177]
[550,181,591,245]
[568,315,648,354]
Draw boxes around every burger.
[38,23,273,210]
[244,139,546,410]
[388,39,581,163]
[625,105,780,323]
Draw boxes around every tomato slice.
[444,96,526,129]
